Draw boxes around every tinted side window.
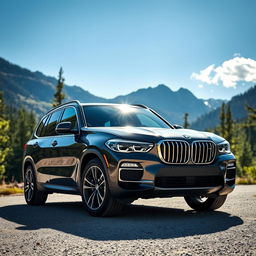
[60,107,78,130]
[44,109,62,136]
[36,116,49,137]
[36,117,46,137]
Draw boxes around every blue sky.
[1,0,256,100]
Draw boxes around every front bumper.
[104,148,236,200]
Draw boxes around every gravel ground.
[0,185,255,256]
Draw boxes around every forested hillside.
[191,86,256,130]
[0,57,223,124]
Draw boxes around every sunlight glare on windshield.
[118,104,135,114]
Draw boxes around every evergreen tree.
[226,104,233,142]
[246,105,256,153]
[183,113,189,128]
[246,105,256,125]
[219,103,226,138]
[235,128,253,176]
[28,110,36,135]
[0,92,10,180]
[5,108,37,181]
[53,67,65,107]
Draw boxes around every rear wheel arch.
[22,157,36,180]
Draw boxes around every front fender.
[77,148,109,190]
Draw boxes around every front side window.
[83,105,171,128]
[60,107,78,130]
[44,109,62,136]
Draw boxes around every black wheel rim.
[83,166,106,210]
[24,168,34,202]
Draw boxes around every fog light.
[121,162,140,168]
[227,162,235,168]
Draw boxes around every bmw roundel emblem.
[183,135,191,139]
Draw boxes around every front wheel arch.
[78,150,108,189]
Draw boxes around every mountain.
[202,98,227,109]
[0,57,223,124]
[191,85,256,130]
[111,85,217,124]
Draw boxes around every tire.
[81,158,124,217]
[24,165,48,205]
[184,195,227,211]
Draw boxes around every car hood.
[82,127,225,143]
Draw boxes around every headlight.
[105,139,153,153]
[217,141,231,154]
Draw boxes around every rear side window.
[44,109,62,136]
[36,116,48,137]
[60,107,78,130]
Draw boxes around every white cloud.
[191,57,256,88]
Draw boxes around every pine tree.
[53,67,65,107]
[235,128,253,176]
[246,105,256,126]
[183,113,189,128]
[219,103,226,138]
[226,104,233,142]
[28,110,36,135]
[246,105,256,153]
[5,108,37,182]
[0,92,10,181]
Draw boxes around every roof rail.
[131,103,148,109]
[45,100,81,115]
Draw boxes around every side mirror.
[56,122,77,134]
[173,124,184,129]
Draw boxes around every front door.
[46,106,82,189]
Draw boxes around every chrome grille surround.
[191,140,217,164]
[158,140,190,164]
[158,140,216,164]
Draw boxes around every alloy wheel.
[24,168,34,202]
[83,166,106,210]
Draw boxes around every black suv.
[23,101,236,216]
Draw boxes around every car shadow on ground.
[0,201,243,240]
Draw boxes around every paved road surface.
[0,185,255,256]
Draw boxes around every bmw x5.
[23,101,236,216]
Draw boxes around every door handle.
[52,140,58,147]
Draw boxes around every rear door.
[35,108,63,184]
[30,115,50,184]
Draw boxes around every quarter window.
[36,116,48,137]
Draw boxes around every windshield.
[83,105,171,128]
